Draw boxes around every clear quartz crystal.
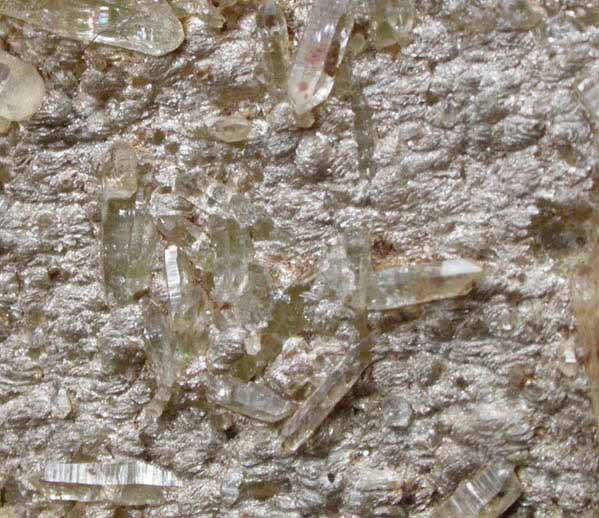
[100,143,157,305]
[0,0,184,56]
[287,0,354,115]
[280,334,374,452]
[368,0,416,49]
[40,461,180,505]
[256,0,290,90]
[432,463,522,518]
[206,375,295,423]
[360,258,483,311]
[0,50,44,121]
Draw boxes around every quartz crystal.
[39,461,179,505]
[0,50,44,121]
[256,0,291,90]
[432,463,522,517]
[100,143,157,304]
[0,0,184,56]
[280,334,374,452]
[368,0,416,49]
[208,115,252,143]
[206,375,295,423]
[361,258,483,311]
[287,0,354,115]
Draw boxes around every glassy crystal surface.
[361,258,483,311]
[208,116,252,143]
[0,0,184,56]
[287,0,354,115]
[206,375,295,423]
[576,65,599,124]
[40,461,179,505]
[368,0,416,49]
[432,463,522,518]
[280,334,374,452]
[256,0,290,90]
[100,143,157,305]
[0,50,44,121]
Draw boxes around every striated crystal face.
[280,334,374,452]
[287,0,354,115]
[39,461,180,505]
[0,50,44,121]
[368,0,416,49]
[256,0,291,90]
[432,463,522,518]
[0,0,184,56]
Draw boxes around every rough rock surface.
[1,1,599,516]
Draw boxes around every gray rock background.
[1,0,599,516]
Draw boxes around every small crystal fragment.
[0,50,44,121]
[432,463,522,518]
[383,396,413,429]
[206,375,295,423]
[0,1,184,56]
[208,115,252,143]
[280,334,374,452]
[576,65,599,124]
[256,0,291,90]
[361,258,483,311]
[368,0,416,50]
[287,0,354,115]
[39,461,180,505]
[100,144,157,304]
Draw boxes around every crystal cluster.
[287,0,354,116]
[0,50,44,122]
[368,0,416,49]
[39,461,180,505]
[432,463,522,517]
[0,0,184,56]
[100,143,157,305]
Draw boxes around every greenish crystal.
[0,0,184,56]
[369,0,416,49]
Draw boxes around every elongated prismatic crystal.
[287,0,354,115]
[0,50,44,122]
[206,375,296,423]
[256,0,290,90]
[280,334,374,452]
[432,463,522,518]
[360,258,483,311]
[40,461,180,505]
[0,0,184,56]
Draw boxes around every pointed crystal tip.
[439,259,483,277]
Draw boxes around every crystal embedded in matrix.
[431,462,522,517]
[0,50,44,121]
[256,0,291,90]
[368,0,416,49]
[287,0,354,115]
[0,0,184,56]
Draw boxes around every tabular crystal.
[368,0,416,49]
[287,0,354,115]
[208,115,252,143]
[256,0,291,90]
[280,334,374,452]
[431,463,522,518]
[206,375,295,423]
[0,50,44,121]
[0,0,184,56]
[100,143,157,304]
[40,461,180,505]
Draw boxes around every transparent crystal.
[368,0,416,49]
[0,50,44,121]
[287,0,354,115]
[39,461,179,505]
[360,258,483,311]
[100,144,157,305]
[280,334,374,452]
[0,0,184,56]
[256,0,290,90]
[208,115,252,143]
[432,463,522,518]
[206,375,295,423]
